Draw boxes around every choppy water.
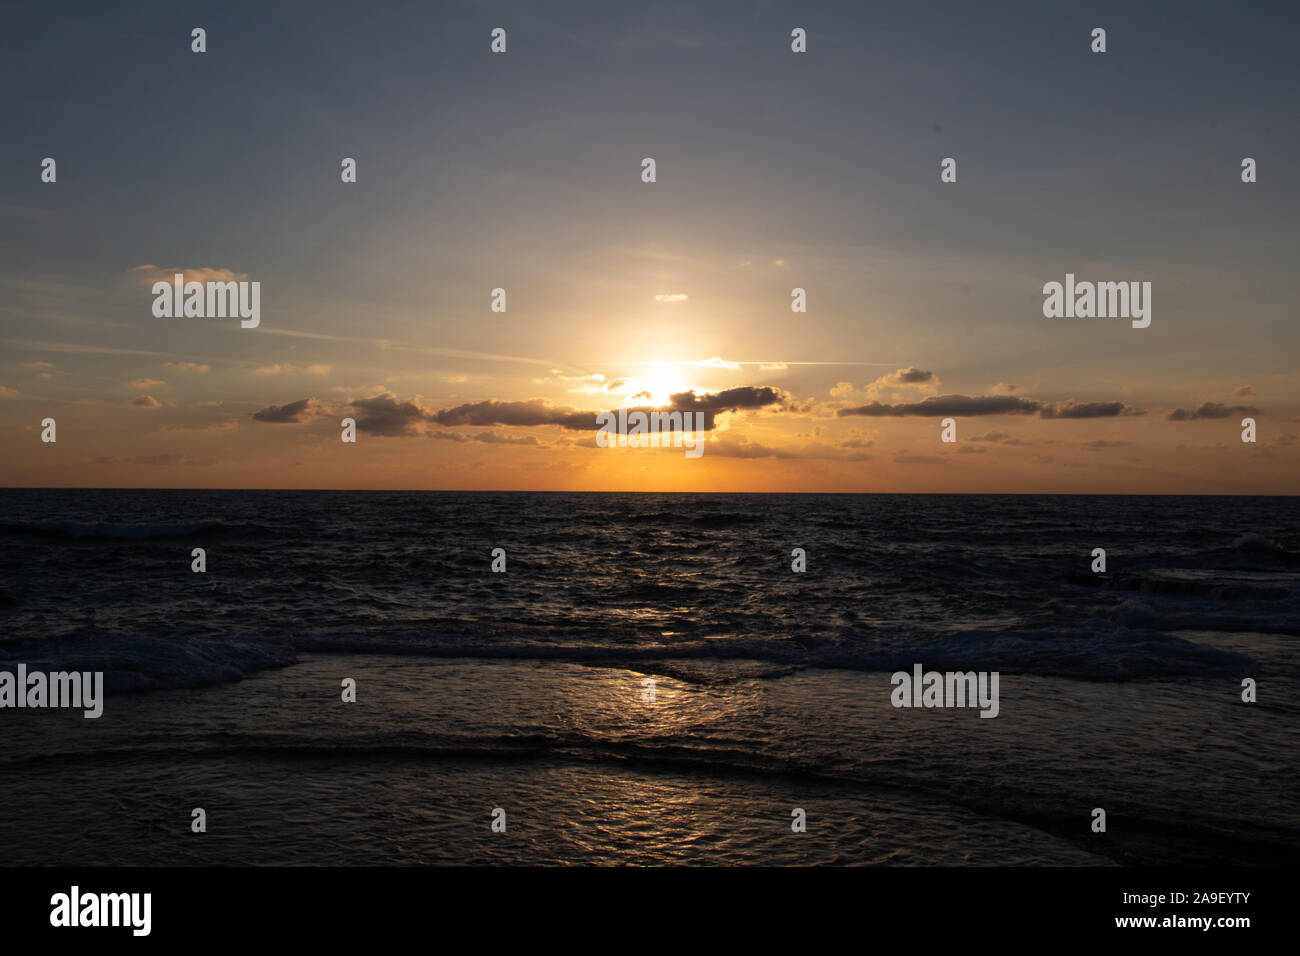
[1,491,1297,864]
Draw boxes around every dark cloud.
[431,386,788,436]
[1168,402,1259,421]
[252,398,317,423]
[838,394,1040,417]
[838,394,1136,420]
[667,386,786,413]
[350,394,434,436]
[1039,400,1131,419]
[1082,440,1131,450]
[431,398,596,431]
[893,367,934,384]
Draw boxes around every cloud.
[837,367,941,400]
[704,436,790,459]
[759,363,788,372]
[654,293,689,303]
[881,367,936,386]
[162,419,239,433]
[130,378,167,389]
[1168,402,1259,421]
[838,394,1136,420]
[91,454,216,466]
[130,395,161,408]
[21,361,55,370]
[470,431,540,445]
[163,361,210,373]
[839,394,1039,417]
[349,393,434,436]
[1038,400,1132,419]
[251,398,319,423]
[893,453,946,464]
[129,264,248,287]
[990,382,1019,395]
[692,356,741,370]
[1082,440,1132,450]
[970,431,1010,442]
[703,436,873,461]
[1232,385,1255,398]
[428,431,541,445]
[254,363,332,375]
[543,372,632,395]
[0,385,18,398]
[431,398,595,431]
[668,385,786,412]
[416,386,793,438]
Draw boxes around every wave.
[6,728,1295,865]
[298,626,1255,681]
[2,619,1258,696]
[0,518,284,540]
[0,634,296,691]
[1072,570,1295,602]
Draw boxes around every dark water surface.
[1,491,1297,864]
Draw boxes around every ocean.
[1,490,1297,865]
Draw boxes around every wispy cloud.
[253,363,332,375]
[128,264,248,287]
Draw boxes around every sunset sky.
[2,0,1297,492]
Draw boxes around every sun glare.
[624,365,690,406]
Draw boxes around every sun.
[624,365,689,406]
